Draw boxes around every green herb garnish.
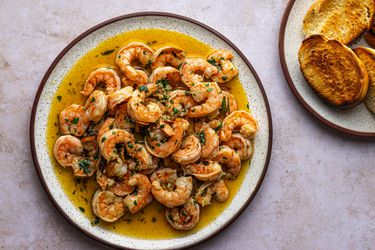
[197,132,206,145]
[101,49,115,56]
[138,85,148,92]
[78,159,91,174]
[172,108,180,115]
[57,96,62,101]
[71,117,79,124]
[214,121,223,132]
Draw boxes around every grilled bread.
[303,0,375,45]
[298,35,369,109]
[354,47,375,113]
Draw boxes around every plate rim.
[279,0,375,138]
[29,11,273,249]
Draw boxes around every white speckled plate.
[280,0,375,137]
[30,12,272,249]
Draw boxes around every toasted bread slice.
[303,0,375,45]
[354,47,375,113]
[298,35,369,109]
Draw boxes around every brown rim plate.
[279,0,375,138]
[30,12,273,249]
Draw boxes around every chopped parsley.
[91,217,100,226]
[145,60,152,68]
[221,76,227,81]
[214,121,223,132]
[207,58,222,70]
[197,132,206,145]
[138,85,148,92]
[156,78,170,89]
[57,96,62,101]
[71,117,79,124]
[78,207,85,213]
[101,49,115,55]
[127,142,134,149]
[172,108,180,115]
[133,200,138,206]
[220,97,227,115]
[78,159,91,174]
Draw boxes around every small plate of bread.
[280,0,375,137]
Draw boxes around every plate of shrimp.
[30,12,272,249]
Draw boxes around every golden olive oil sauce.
[46,28,251,239]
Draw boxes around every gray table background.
[1,0,374,249]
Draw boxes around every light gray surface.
[0,0,374,249]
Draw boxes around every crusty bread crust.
[298,35,369,109]
[303,0,375,45]
[354,47,375,113]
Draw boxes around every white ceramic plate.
[30,12,272,249]
[280,0,375,137]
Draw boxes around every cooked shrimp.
[165,197,200,230]
[208,119,223,131]
[221,91,238,115]
[195,179,229,206]
[157,117,175,137]
[180,58,218,87]
[212,145,241,179]
[105,158,127,177]
[99,129,135,161]
[73,136,100,178]
[145,118,189,158]
[223,133,253,160]
[188,82,223,118]
[172,135,201,165]
[97,118,115,142]
[127,84,162,125]
[84,90,107,123]
[124,174,152,214]
[92,189,125,222]
[151,168,193,208]
[121,72,148,87]
[167,90,196,117]
[219,110,258,141]
[59,104,89,136]
[151,46,185,70]
[54,135,83,168]
[116,42,155,85]
[114,103,135,130]
[81,68,121,96]
[149,66,180,86]
[150,66,181,101]
[195,182,214,207]
[207,49,238,83]
[182,161,223,181]
[211,179,229,202]
[128,143,159,174]
[195,122,219,160]
[110,174,135,197]
[107,86,133,111]
[96,169,115,190]
[96,161,135,197]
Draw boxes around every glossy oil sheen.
[46,28,251,239]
